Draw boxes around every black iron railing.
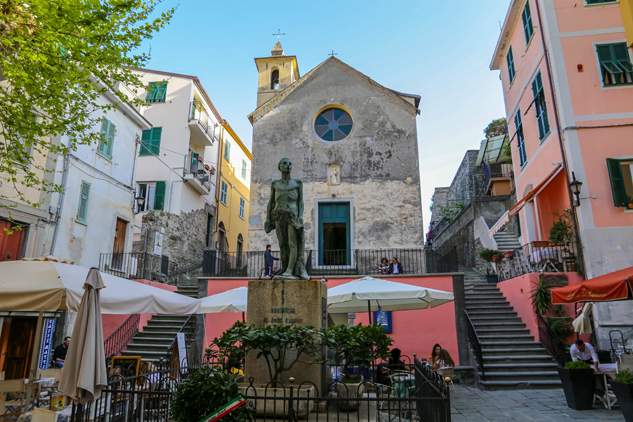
[104,314,140,360]
[496,242,580,281]
[202,247,458,278]
[537,313,570,366]
[465,311,485,381]
[189,100,216,140]
[166,314,197,360]
[184,149,213,192]
[99,252,202,282]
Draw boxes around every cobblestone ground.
[451,385,626,421]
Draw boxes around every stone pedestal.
[245,279,327,390]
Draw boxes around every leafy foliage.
[322,323,393,382]
[531,276,552,315]
[479,248,503,263]
[483,118,508,138]
[206,322,322,387]
[545,315,574,341]
[548,210,575,245]
[170,366,251,422]
[565,360,591,370]
[0,0,174,213]
[615,369,633,384]
[439,201,465,222]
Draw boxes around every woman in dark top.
[378,258,389,274]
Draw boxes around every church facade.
[248,42,425,271]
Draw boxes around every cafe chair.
[32,408,59,422]
[441,368,457,397]
[0,379,27,419]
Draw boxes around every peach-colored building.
[490,0,633,347]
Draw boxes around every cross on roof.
[329,50,338,57]
[273,29,286,41]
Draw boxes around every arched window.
[271,69,280,90]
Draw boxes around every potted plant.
[628,196,633,209]
[479,249,503,283]
[558,360,595,410]
[323,323,393,410]
[611,369,633,422]
[503,250,514,258]
[531,276,552,316]
[491,254,501,262]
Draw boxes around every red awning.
[508,164,562,218]
[551,267,633,304]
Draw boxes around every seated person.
[570,339,600,374]
[388,257,403,275]
[378,258,390,274]
[52,336,71,368]
[388,348,408,372]
[428,343,442,365]
[433,349,454,377]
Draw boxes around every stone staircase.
[464,274,561,390]
[120,281,198,363]
[493,231,521,252]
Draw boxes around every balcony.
[183,150,214,195]
[188,100,216,147]
[495,242,580,282]
[482,162,513,196]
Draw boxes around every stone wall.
[430,187,450,226]
[447,150,485,206]
[139,203,215,282]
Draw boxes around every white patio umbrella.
[199,287,248,314]
[59,268,107,404]
[327,276,454,322]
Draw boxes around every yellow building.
[216,121,252,265]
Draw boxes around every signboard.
[110,356,141,378]
[373,307,392,333]
[153,232,163,256]
[39,319,55,369]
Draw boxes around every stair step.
[121,350,169,358]
[129,337,175,345]
[484,363,558,372]
[480,341,544,349]
[135,330,180,338]
[465,303,512,309]
[478,334,535,342]
[481,348,548,356]
[476,328,531,334]
[124,344,170,352]
[464,292,504,297]
[465,297,509,302]
[481,372,561,381]
[478,380,562,390]
[483,355,556,364]
[467,309,516,316]
[147,320,188,326]
[470,318,524,324]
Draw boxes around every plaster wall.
[248,60,424,252]
[203,275,459,366]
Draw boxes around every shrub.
[531,276,552,315]
[615,369,633,384]
[565,360,591,370]
[546,316,574,341]
[479,248,503,262]
[170,366,251,422]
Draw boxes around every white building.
[49,85,151,269]
[130,69,222,274]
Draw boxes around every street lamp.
[569,171,583,207]
[134,195,145,214]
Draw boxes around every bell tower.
[254,42,300,108]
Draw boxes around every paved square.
[451,385,625,421]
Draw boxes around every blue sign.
[39,319,55,369]
[373,307,392,333]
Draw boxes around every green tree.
[483,117,508,138]
[0,0,175,212]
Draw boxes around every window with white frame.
[596,43,633,87]
[239,197,245,219]
[221,181,228,205]
[607,158,633,207]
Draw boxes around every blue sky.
[142,0,510,232]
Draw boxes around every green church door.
[318,203,351,266]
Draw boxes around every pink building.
[490,0,633,348]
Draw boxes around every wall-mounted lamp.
[569,171,583,207]
[133,195,146,214]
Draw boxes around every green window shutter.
[224,141,231,161]
[239,197,245,218]
[597,43,633,86]
[98,118,111,157]
[155,83,167,102]
[140,128,162,156]
[221,181,228,204]
[532,72,550,141]
[613,44,633,72]
[77,181,91,223]
[105,120,116,159]
[150,127,162,155]
[522,2,534,45]
[242,160,247,178]
[145,83,156,101]
[607,158,627,207]
[191,151,199,170]
[140,129,152,156]
[154,181,166,211]
[514,109,528,167]
[507,47,516,83]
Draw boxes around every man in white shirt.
[570,339,600,374]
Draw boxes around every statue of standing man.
[264,158,310,280]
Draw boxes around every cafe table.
[596,363,618,410]
[391,372,415,398]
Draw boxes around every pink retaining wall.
[102,280,178,341]
[204,275,460,365]
[497,273,586,344]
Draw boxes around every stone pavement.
[451,384,625,421]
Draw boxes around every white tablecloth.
[530,249,561,265]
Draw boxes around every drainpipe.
[533,0,586,277]
[50,153,70,256]
[214,124,225,243]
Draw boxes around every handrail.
[167,314,197,359]
[536,313,570,366]
[465,311,485,381]
[104,314,140,359]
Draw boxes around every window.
[514,109,528,167]
[137,181,166,211]
[154,181,166,211]
[146,82,167,103]
[596,43,633,86]
[607,158,633,207]
[507,46,516,84]
[140,127,162,156]
[239,197,245,219]
[77,181,91,223]
[224,141,231,161]
[98,118,116,159]
[522,1,534,45]
[271,69,280,89]
[220,181,228,205]
[531,72,550,141]
[241,160,247,179]
[586,0,617,3]
[314,108,353,142]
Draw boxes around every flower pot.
[197,156,204,162]
[204,164,210,171]
[503,251,514,258]
[491,255,501,262]
[336,374,365,411]
[610,380,633,422]
[629,204,633,209]
[531,240,549,247]
[486,274,498,284]
[557,367,595,410]
[239,384,316,417]
[566,262,577,272]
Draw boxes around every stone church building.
[248,42,425,271]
